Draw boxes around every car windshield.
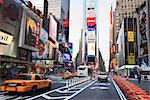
[14,75,32,80]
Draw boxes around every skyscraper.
[113,0,144,43]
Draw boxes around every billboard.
[67,42,73,54]
[19,8,42,52]
[49,15,57,41]
[0,31,13,45]
[87,8,95,18]
[87,17,96,26]
[139,6,148,56]
[40,28,48,42]
[87,26,95,31]
[87,30,95,43]
[128,31,134,42]
[63,53,72,62]
[88,43,95,56]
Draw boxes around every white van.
[77,65,89,77]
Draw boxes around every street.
[70,80,121,100]
[0,76,125,100]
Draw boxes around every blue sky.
[70,0,115,71]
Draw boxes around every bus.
[77,65,89,77]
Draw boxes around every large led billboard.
[19,8,42,51]
[49,15,57,41]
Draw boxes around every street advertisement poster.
[139,7,148,56]
[140,56,149,68]
[49,15,57,41]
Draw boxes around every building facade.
[114,0,144,43]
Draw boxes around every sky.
[69,0,116,71]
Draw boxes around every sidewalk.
[128,78,150,95]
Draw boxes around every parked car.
[98,72,108,82]
[0,73,52,93]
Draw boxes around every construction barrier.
[113,76,150,100]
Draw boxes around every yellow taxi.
[0,74,52,92]
[60,71,72,79]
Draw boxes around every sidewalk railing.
[66,77,91,90]
[113,76,150,100]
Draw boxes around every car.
[98,72,108,82]
[0,73,52,93]
[60,71,73,79]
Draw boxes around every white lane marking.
[90,86,109,90]
[12,96,31,100]
[112,79,127,100]
[26,85,67,100]
[42,94,68,100]
[64,80,97,100]
[0,95,17,100]
[94,83,110,86]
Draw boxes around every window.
[35,75,41,80]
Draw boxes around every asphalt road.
[70,80,121,100]
[128,79,150,95]
[0,76,66,100]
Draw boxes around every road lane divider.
[64,80,97,100]
[112,79,127,100]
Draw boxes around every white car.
[98,72,108,82]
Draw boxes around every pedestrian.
[137,74,141,84]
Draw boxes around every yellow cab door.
[34,75,44,89]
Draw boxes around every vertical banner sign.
[128,31,134,42]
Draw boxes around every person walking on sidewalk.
[137,74,141,84]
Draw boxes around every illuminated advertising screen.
[87,17,96,26]
[25,17,40,48]
[40,28,48,42]
[88,43,95,56]
[49,15,57,41]
[67,42,73,54]
[32,42,48,60]
[19,8,42,51]
[63,53,72,62]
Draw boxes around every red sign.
[63,19,69,27]
[87,17,96,26]
[0,0,4,4]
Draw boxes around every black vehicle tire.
[31,86,37,92]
